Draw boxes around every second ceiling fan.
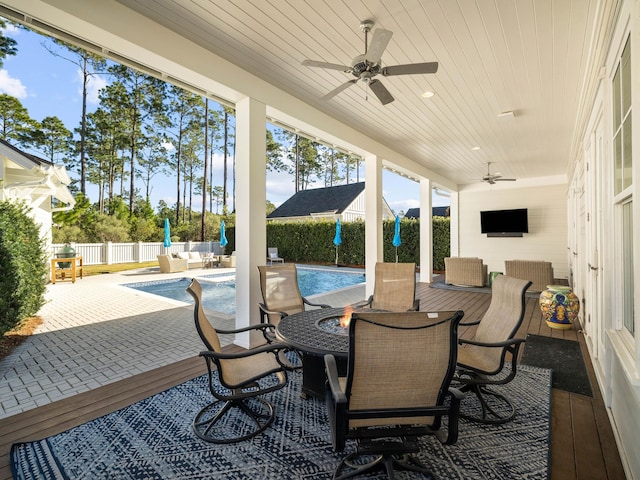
[302,20,438,105]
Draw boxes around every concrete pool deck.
[0,265,366,420]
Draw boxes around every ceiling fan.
[301,20,438,105]
[482,162,517,184]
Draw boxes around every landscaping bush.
[0,201,48,336]
[225,216,450,269]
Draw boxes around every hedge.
[225,216,450,270]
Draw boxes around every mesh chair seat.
[455,274,532,424]
[186,279,289,444]
[325,309,464,479]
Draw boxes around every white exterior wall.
[457,180,569,280]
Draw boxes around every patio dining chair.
[454,274,532,424]
[258,263,331,328]
[324,309,464,479]
[186,279,290,443]
[355,262,419,311]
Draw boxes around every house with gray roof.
[404,206,450,219]
[267,182,394,222]
[0,139,75,249]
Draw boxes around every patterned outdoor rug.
[12,365,551,480]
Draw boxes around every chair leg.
[460,384,516,424]
[193,397,276,444]
[334,452,433,480]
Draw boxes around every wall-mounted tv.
[480,208,528,237]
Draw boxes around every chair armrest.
[458,319,481,327]
[351,295,373,309]
[258,302,289,316]
[214,322,278,336]
[199,341,288,361]
[303,297,332,309]
[324,354,347,404]
[458,337,526,348]
[435,387,464,445]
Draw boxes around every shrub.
[0,201,48,336]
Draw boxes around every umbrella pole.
[335,246,339,266]
[395,246,398,263]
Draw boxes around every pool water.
[125,267,364,314]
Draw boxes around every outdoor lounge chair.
[444,257,488,287]
[185,279,290,443]
[257,263,331,327]
[157,254,187,273]
[267,247,284,264]
[324,309,464,479]
[455,274,532,424]
[356,262,419,311]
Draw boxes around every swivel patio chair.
[324,309,464,479]
[356,262,419,311]
[186,279,290,444]
[455,274,532,424]
[258,263,331,328]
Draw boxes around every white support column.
[364,154,383,297]
[235,97,266,348]
[449,192,460,256]
[419,178,433,283]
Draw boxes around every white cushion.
[188,252,201,260]
[177,252,189,260]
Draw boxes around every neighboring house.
[267,182,394,222]
[404,207,450,219]
[0,139,75,251]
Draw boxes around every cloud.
[0,69,27,98]
[77,69,108,104]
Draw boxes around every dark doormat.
[521,334,593,397]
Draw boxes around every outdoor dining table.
[276,306,351,399]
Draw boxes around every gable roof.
[268,182,365,219]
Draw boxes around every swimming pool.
[125,267,365,314]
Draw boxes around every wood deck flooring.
[0,282,627,479]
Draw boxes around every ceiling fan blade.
[365,28,393,64]
[368,79,394,105]
[302,59,351,72]
[383,62,439,76]
[494,178,517,182]
[322,79,358,100]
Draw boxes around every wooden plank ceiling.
[115,0,601,187]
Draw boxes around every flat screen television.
[480,208,528,237]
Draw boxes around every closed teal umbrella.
[392,215,401,262]
[333,219,342,266]
[220,221,228,249]
[163,218,171,250]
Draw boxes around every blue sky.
[0,23,449,213]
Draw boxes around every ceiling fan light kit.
[302,20,439,105]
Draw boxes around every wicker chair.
[455,274,532,424]
[356,262,419,311]
[504,259,554,292]
[324,310,464,479]
[444,257,487,287]
[185,279,290,443]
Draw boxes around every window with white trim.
[613,34,634,338]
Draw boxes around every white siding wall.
[457,181,569,279]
